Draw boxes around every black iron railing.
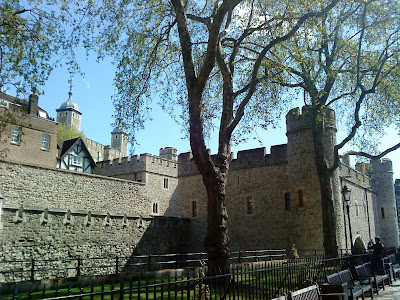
[0,249,287,283]
[1,254,371,300]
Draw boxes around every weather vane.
[68,77,73,100]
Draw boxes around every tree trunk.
[203,176,230,272]
[187,88,231,271]
[312,109,339,258]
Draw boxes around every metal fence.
[0,249,287,283]
[1,254,370,300]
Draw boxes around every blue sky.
[8,54,399,180]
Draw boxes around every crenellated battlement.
[286,106,336,133]
[370,158,394,174]
[178,144,287,176]
[94,151,179,179]
[339,161,372,188]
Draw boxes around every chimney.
[28,94,39,116]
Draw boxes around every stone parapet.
[178,145,287,177]
[286,106,336,133]
[95,153,178,178]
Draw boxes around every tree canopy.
[268,0,400,158]
[0,0,82,94]
[57,124,86,143]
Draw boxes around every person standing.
[368,236,385,274]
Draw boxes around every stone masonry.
[0,161,189,282]
[178,106,397,254]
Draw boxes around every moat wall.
[0,161,189,282]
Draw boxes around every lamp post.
[342,185,354,254]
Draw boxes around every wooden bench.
[386,254,400,280]
[290,284,346,300]
[325,269,372,299]
[355,262,389,295]
[383,257,395,284]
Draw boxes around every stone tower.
[111,126,128,157]
[56,80,82,131]
[370,158,400,248]
[285,106,343,253]
[159,147,177,161]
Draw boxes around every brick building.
[0,92,58,169]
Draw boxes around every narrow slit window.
[284,193,291,211]
[164,178,168,189]
[247,197,253,215]
[381,207,385,219]
[192,201,197,217]
[297,190,304,208]
[152,203,158,214]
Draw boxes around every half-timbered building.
[57,137,96,173]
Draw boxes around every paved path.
[374,282,400,299]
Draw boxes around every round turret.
[56,81,82,131]
[160,147,177,161]
[370,158,399,248]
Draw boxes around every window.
[152,203,158,214]
[284,193,291,211]
[246,197,253,215]
[164,178,169,189]
[11,128,21,144]
[297,189,304,208]
[0,99,9,108]
[71,155,82,166]
[381,207,385,219]
[192,201,197,217]
[41,134,50,150]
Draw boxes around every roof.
[111,126,127,134]
[0,91,50,119]
[57,98,80,112]
[58,137,96,168]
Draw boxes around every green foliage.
[0,0,88,95]
[57,124,86,143]
[265,0,400,153]
[64,0,342,145]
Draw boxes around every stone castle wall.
[95,154,178,178]
[85,138,124,163]
[178,158,289,251]
[370,159,399,248]
[178,106,380,254]
[178,145,287,177]
[339,162,376,251]
[94,154,179,216]
[0,161,188,282]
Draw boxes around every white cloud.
[82,78,91,89]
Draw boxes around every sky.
[5,54,400,181]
